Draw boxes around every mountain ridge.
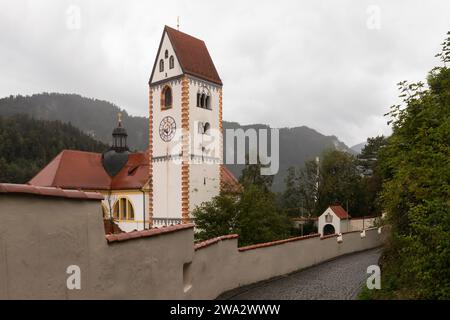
[0,93,356,192]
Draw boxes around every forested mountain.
[223,121,354,192]
[0,93,148,151]
[0,115,108,183]
[0,93,354,191]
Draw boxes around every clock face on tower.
[159,116,176,142]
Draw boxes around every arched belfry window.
[159,59,164,72]
[161,86,172,110]
[165,50,169,59]
[196,88,212,110]
[200,94,206,108]
[169,56,174,69]
[113,198,135,221]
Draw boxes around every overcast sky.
[1,0,449,146]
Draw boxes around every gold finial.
[118,112,122,125]
[177,16,180,30]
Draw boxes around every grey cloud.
[1,0,449,145]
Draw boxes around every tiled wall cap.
[194,234,239,251]
[0,183,103,201]
[238,233,320,252]
[106,223,194,244]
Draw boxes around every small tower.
[103,113,130,177]
[112,112,129,152]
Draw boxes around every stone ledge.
[238,233,320,252]
[106,223,194,244]
[194,234,239,251]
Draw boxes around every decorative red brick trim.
[219,88,224,189]
[106,223,194,244]
[320,234,339,240]
[194,234,239,251]
[181,76,190,222]
[0,183,103,201]
[148,86,154,226]
[238,233,320,252]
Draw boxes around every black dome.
[102,150,129,177]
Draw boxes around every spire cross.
[177,16,180,30]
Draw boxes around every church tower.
[148,26,223,226]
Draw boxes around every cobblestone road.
[221,248,382,300]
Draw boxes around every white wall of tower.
[151,79,183,222]
[187,77,222,213]
[149,30,223,223]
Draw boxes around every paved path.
[221,248,382,300]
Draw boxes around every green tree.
[297,159,320,215]
[0,114,108,183]
[316,149,362,216]
[194,162,292,247]
[357,136,388,216]
[239,160,274,192]
[372,32,450,299]
[281,167,302,217]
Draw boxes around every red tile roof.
[150,26,222,86]
[329,205,351,219]
[0,183,103,200]
[238,233,320,252]
[106,223,194,244]
[29,150,149,190]
[221,166,242,193]
[194,234,239,251]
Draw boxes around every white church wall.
[152,161,182,222]
[189,163,221,213]
[340,219,350,233]
[151,79,184,223]
[101,191,148,233]
[151,80,183,157]
[349,217,379,231]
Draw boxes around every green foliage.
[281,149,380,217]
[281,161,318,217]
[239,161,274,192]
[376,32,450,299]
[0,114,108,183]
[193,164,292,247]
[316,149,361,215]
[357,136,387,215]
